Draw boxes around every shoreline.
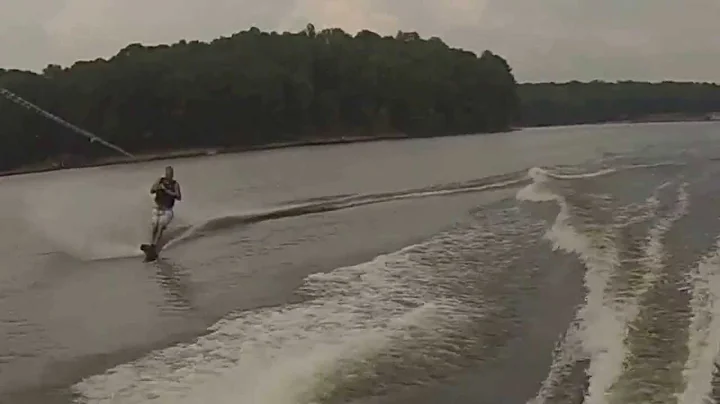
[516,115,720,129]
[4,117,715,178]
[0,133,414,178]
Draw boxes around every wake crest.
[172,161,680,246]
[520,162,720,404]
[27,162,676,261]
[22,171,526,261]
[162,171,528,248]
[71,188,544,404]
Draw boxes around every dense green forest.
[0,25,518,171]
[519,81,720,127]
[2,25,720,173]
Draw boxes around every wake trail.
[162,173,527,249]
[166,163,677,250]
[613,182,688,335]
[605,182,689,404]
[679,235,720,404]
[519,164,689,404]
[526,185,666,404]
[517,166,624,404]
[16,169,528,261]
[71,204,544,404]
[24,162,673,261]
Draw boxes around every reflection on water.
[153,259,195,314]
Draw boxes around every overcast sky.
[1,0,719,83]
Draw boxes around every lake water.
[2,122,720,404]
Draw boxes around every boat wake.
[521,160,720,404]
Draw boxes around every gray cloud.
[1,0,719,82]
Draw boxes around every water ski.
[140,243,158,262]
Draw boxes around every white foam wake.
[72,199,539,404]
[679,236,720,404]
[518,167,625,404]
[603,182,689,402]
[615,182,688,320]
[21,178,151,260]
[71,206,528,404]
[539,167,617,180]
[527,180,676,404]
[526,320,585,404]
[519,166,689,404]
[18,171,209,260]
[73,251,443,404]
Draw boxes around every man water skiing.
[142,165,181,259]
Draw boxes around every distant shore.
[4,116,716,178]
[517,113,720,128]
[0,133,413,178]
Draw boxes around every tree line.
[519,80,720,127]
[0,25,519,171]
[2,25,720,173]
